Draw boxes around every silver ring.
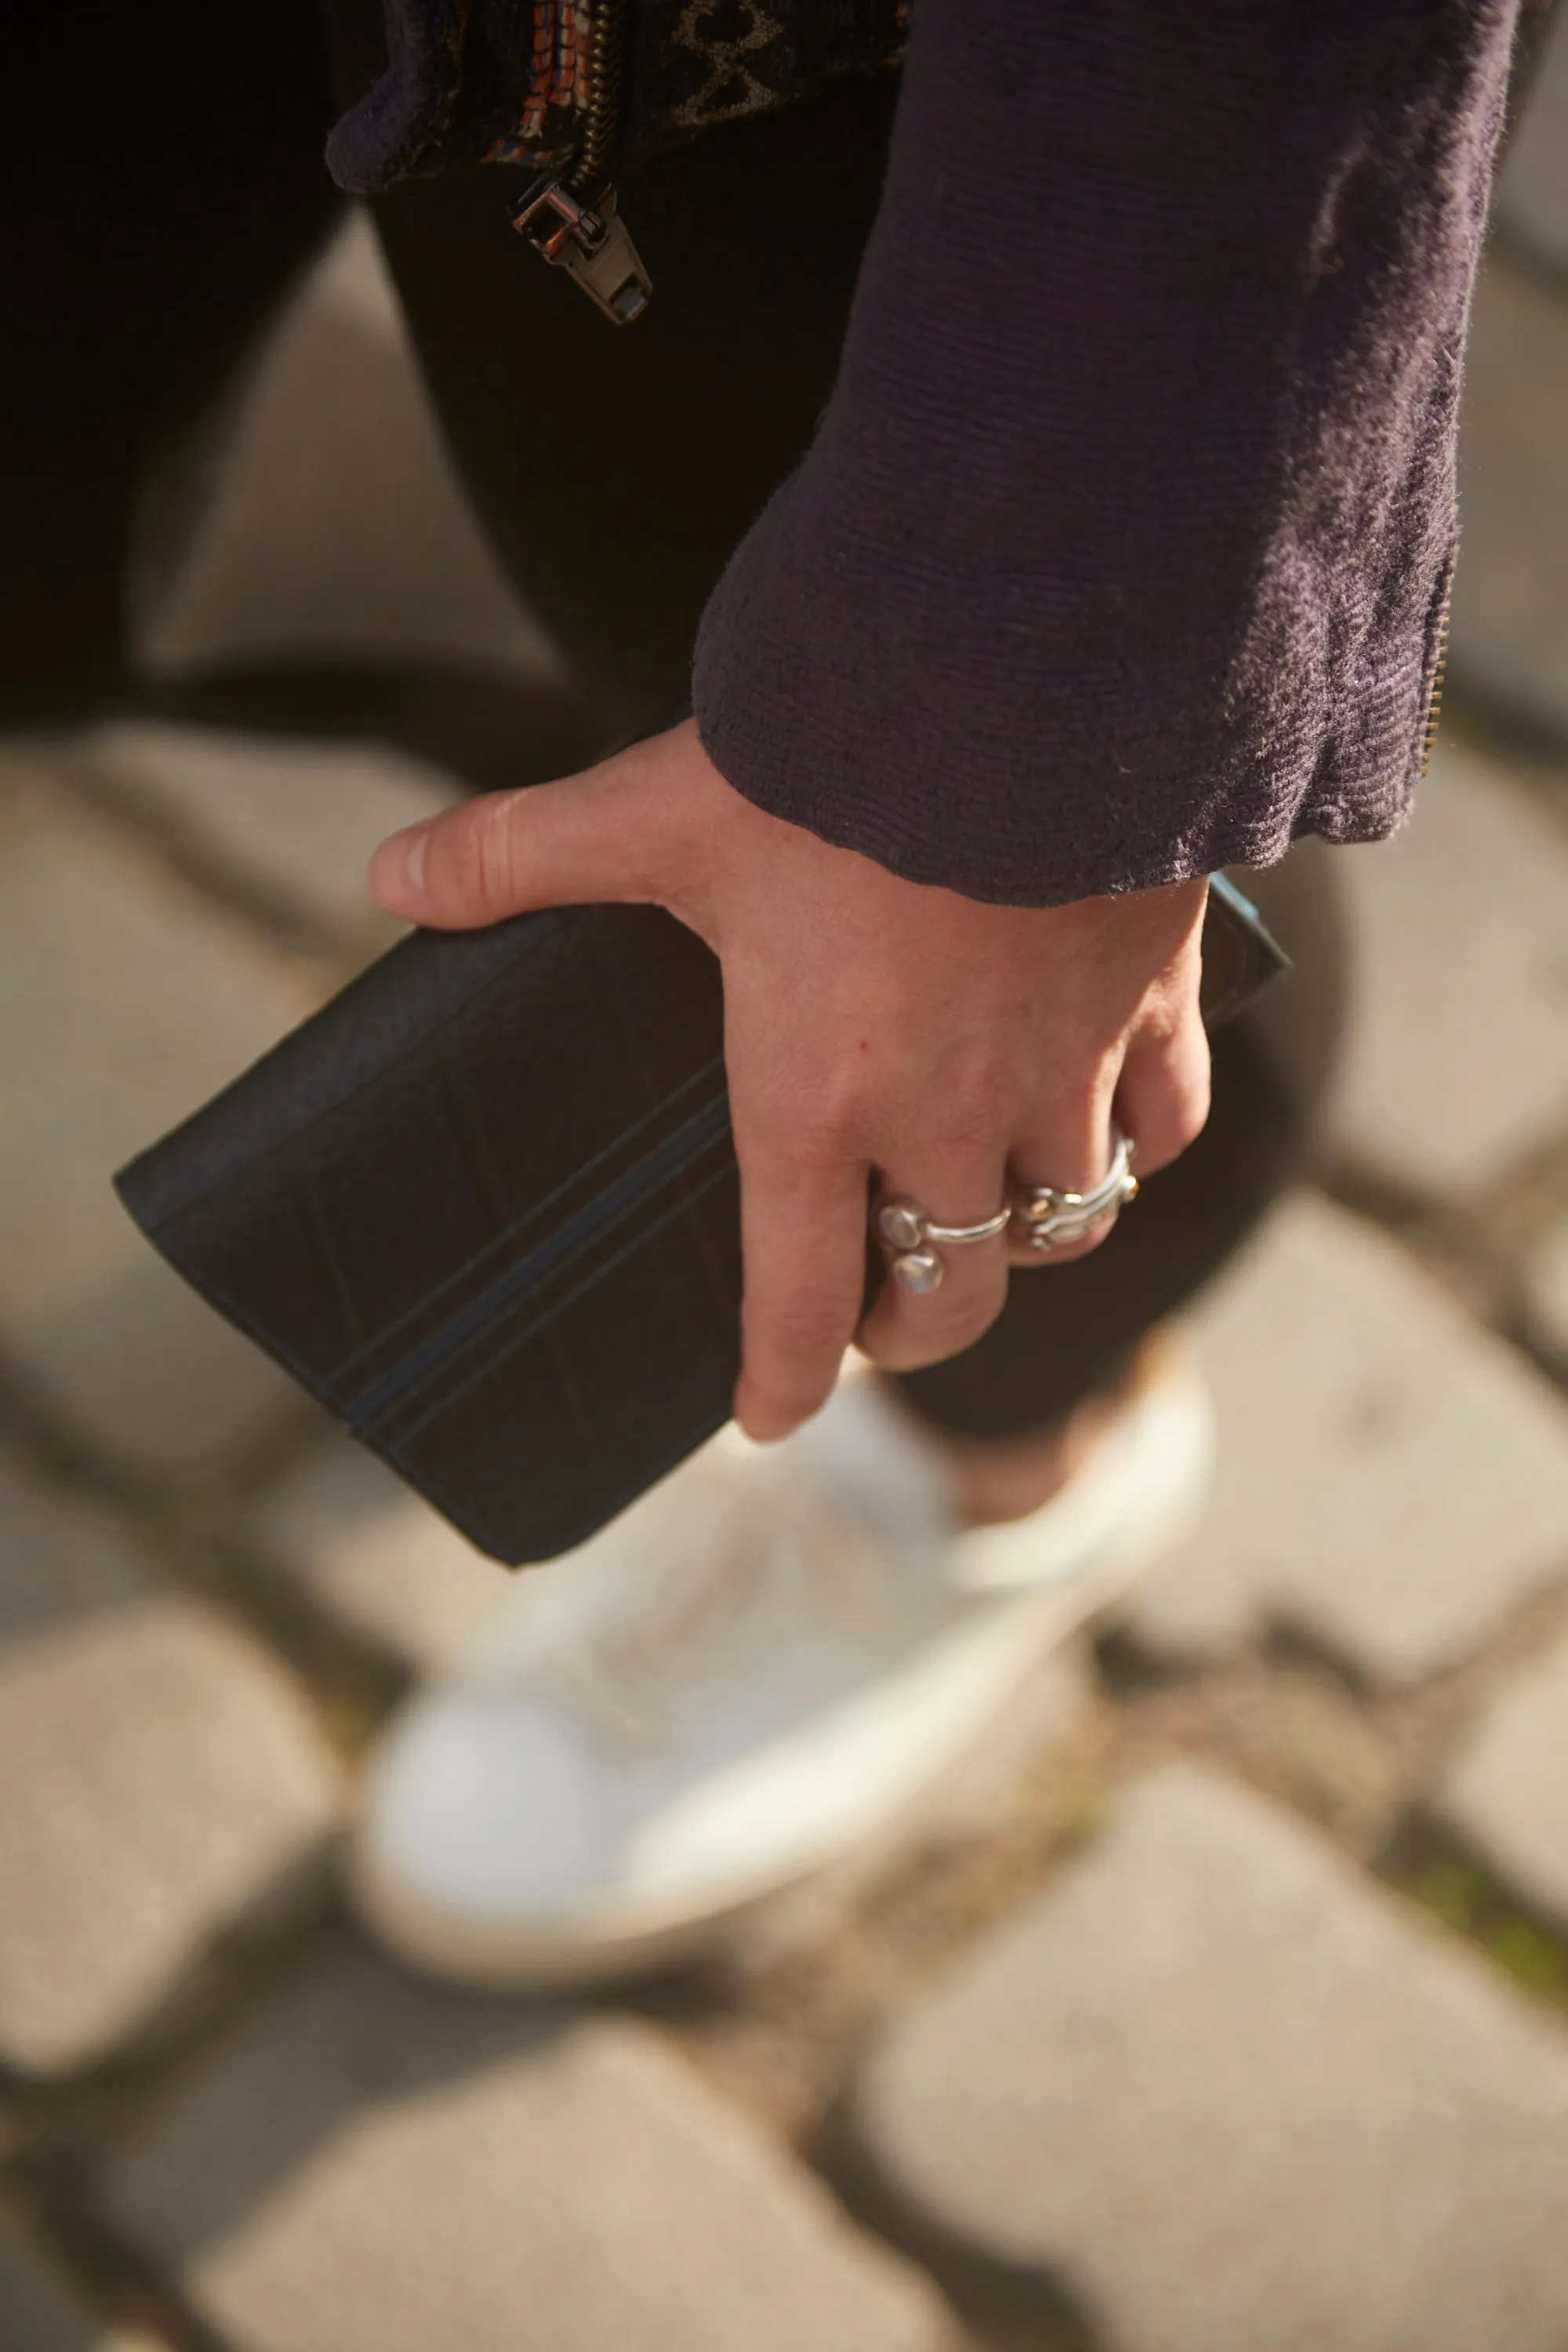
[874,1196,1011,1294]
[1010,1130,1139,1254]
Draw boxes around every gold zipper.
[1421,577,1453,775]
[509,0,652,325]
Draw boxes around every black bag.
[114,878,1283,1568]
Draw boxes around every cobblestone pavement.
[2,46,1568,2352]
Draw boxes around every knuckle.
[927,1068,1011,1161]
[791,1113,862,1176]
[1133,1051,1212,1171]
[755,1078,864,1172]
[445,796,521,920]
[1171,1073,1212,1153]
[748,1288,856,1359]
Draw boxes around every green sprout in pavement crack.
[1402,1844,1568,2002]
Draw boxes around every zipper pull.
[511,176,652,326]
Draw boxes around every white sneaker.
[347,1351,1212,1988]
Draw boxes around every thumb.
[369,768,659,930]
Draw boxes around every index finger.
[729,1113,871,1443]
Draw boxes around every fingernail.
[370,824,428,911]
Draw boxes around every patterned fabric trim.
[485,1,593,165]
[326,0,908,197]
[666,0,793,131]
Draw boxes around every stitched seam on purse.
[140,1060,730,1436]
[350,1106,732,1430]
[123,920,564,1225]
[325,1053,727,1385]
[173,1160,736,1566]
[344,1094,734,1427]
[371,1152,737,1450]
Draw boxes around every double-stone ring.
[874,1198,1013,1294]
[873,1127,1138,1294]
[1011,1127,1138,1257]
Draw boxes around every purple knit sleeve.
[691,0,1518,906]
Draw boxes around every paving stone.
[1447,249,1568,742]
[0,2206,114,2352]
[1194,1657,1404,1853]
[1330,738,1568,1197]
[0,2207,162,2352]
[1127,1192,1568,1681]
[239,1438,510,1673]
[1439,1616,1568,1925]
[734,1646,1098,1976]
[134,209,557,689]
[1497,8,1568,273]
[1523,1213,1568,1362]
[0,2207,163,2352]
[77,721,460,958]
[851,1762,1568,2352]
[0,1475,341,2075]
[0,773,317,1477]
[102,1948,952,2352]
[0,1441,145,1641]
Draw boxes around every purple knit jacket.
[691,0,1519,906]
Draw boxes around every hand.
[369,721,1211,1441]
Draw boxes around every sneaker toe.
[354,1688,606,1924]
